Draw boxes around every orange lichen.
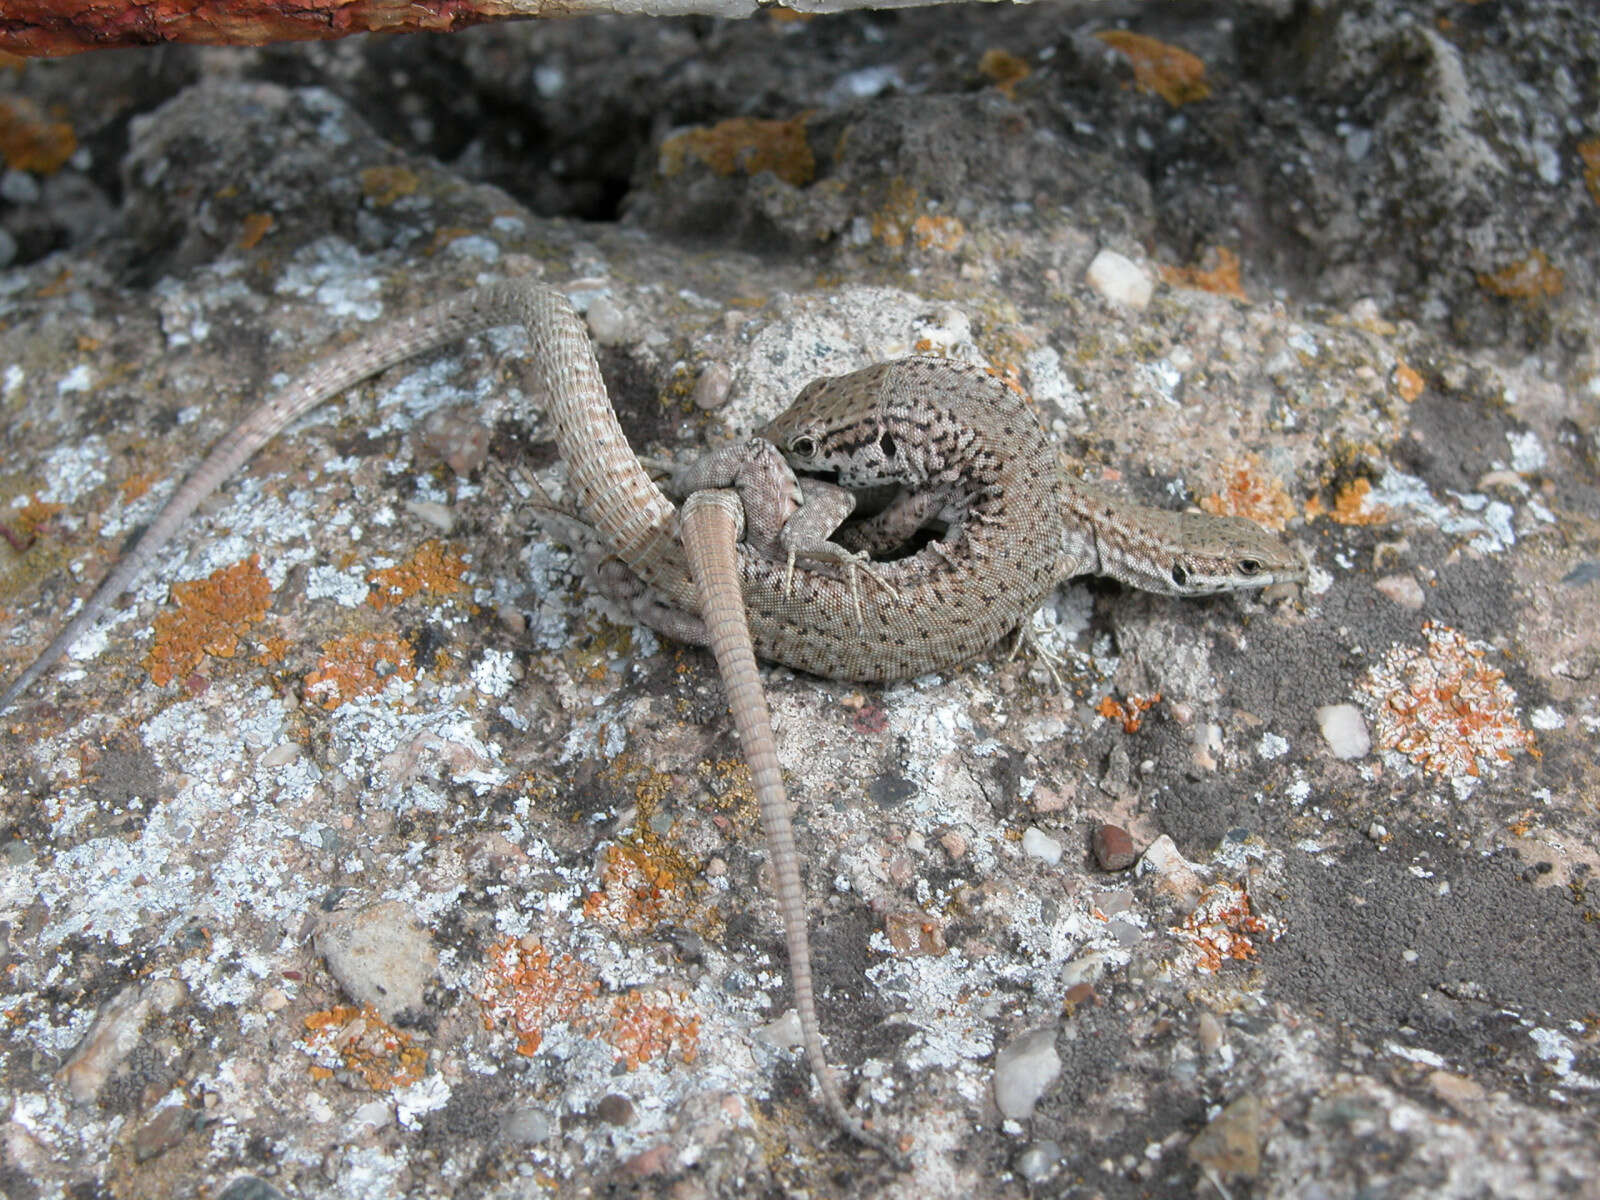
[299,1004,427,1091]
[659,115,815,188]
[582,843,690,931]
[1393,359,1425,403]
[1159,247,1247,301]
[302,631,417,711]
[608,988,701,1068]
[978,48,1030,99]
[1329,478,1391,526]
[0,96,76,173]
[143,556,272,688]
[1172,880,1272,973]
[1358,621,1536,779]
[359,164,420,207]
[365,540,468,611]
[1098,692,1161,734]
[1200,456,1297,531]
[476,938,699,1068]
[1477,250,1564,299]
[911,213,966,253]
[477,938,601,1057]
[1095,31,1212,106]
[237,212,273,250]
[1580,139,1600,207]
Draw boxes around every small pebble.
[314,900,438,1021]
[1136,835,1202,903]
[595,1094,636,1126]
[500,1107,554,1145]
[1085,248,1153,310]
[1022,827,1063,864]
[60,977,188,1104]
[755,1010,803,1048]
[133,1103,192,1162]
[218,1179,288,1200]
[940,830,969,860]
[993,1027,1062,1120]
[585,295,631,345]
[1060,951,1107,987]
[1374,573,1426,608]
[1188,1093,1262,1179]
[1015,1139,1063,1183]
[1198,1011,1226,1056]
[1062,982,1097,1015]
[1092,823,1137,870]
[691,361,733,410]
[1316,704,1371,760]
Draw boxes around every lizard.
[0,279,1306,1158]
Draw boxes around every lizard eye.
[1170,563,1189,588]
[789,435,818,459]
[879,431,897,459]
[1237,559,1262,575]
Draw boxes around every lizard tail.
[680,489,907,1167]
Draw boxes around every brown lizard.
[0,280,1304,1158]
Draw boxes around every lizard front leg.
[671,439,898,621]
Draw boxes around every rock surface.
[1,4,1598,1197]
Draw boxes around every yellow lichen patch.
[978,48,1030,99]
[300,1004,427,1091]
[1580,139,1600,207]
[608,988,701,1068]
[1097,692,1161,734]
[144,556,272,688]
[699,755,760,829]
[117,472,160,505]
[1359,620,1537,779]
[6,497,62,541]
[1200,456,1297,532]
[302,631,417,711]
[366,540,468,611]
[477,937,601,1057]
[1172,880,1272,973]
[0,96,77,174]
[1159,247,1247,301]
[870,178,922,249]
[360,164,421,207]
[238,212,274,250]
[1329,478,1392,526]
[659,116,815,188]
[912,213,966,253]
[1095,31,1212,106]
[1393,359,1425,403]
[1477,249,1564,299]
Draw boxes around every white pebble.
[993,1027,1062,1120]
[1316,704,1371,760]
[1085,249,1153,310]
[1022,827,1063,864]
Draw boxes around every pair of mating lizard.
[0,281,1305,1162]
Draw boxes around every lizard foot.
[781,543,901,626]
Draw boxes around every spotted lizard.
[0,280,1305,1160]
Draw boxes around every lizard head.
[760,364,904,487]
[1094,508,1308,596]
